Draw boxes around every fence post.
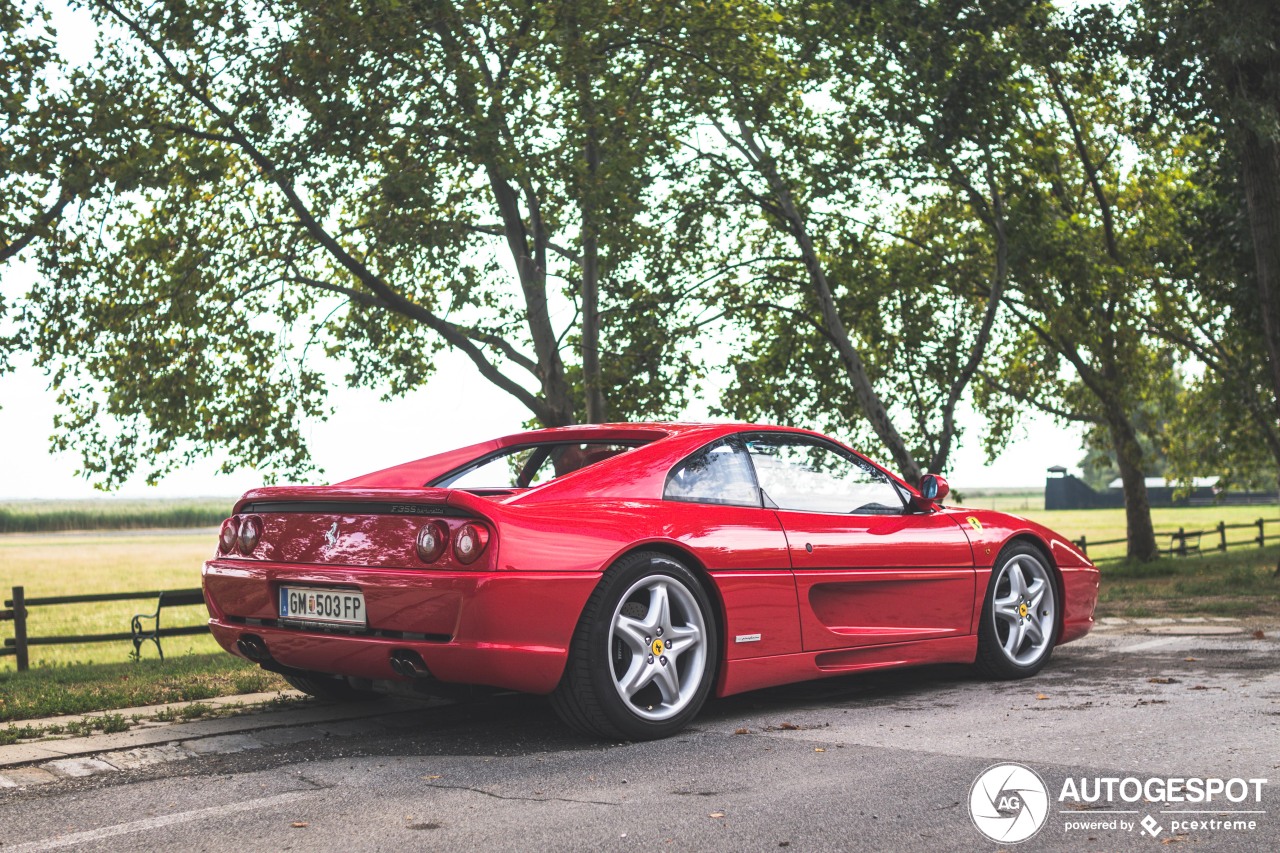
[1258,518,1266,548]
[1176,526,1185,557]
[1077,535,1087,557]
[1218,521,1227,552]
[12,586,28,673]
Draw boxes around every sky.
[0,2,1089,500]
[0,341,1086,500]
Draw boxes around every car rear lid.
[220,487,496,570]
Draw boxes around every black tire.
[975,543,1059,679]
[283,671,374,701]
[551,551,718,740]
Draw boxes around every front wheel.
[551,551,718,740]
[975,544,1059,679]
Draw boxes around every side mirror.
[916,473,949,506]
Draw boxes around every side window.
[664,439,760,507]
[742,434,904,515]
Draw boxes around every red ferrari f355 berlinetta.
[203,422,1099,739]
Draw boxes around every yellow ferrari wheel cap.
[1018,603,1029,618]
[651,638,665,656]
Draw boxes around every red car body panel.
[202,422,1099,698]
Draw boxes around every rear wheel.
[283,671,374,702]
[975,543,1058,678]
[551,551,717,740]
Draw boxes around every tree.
[668,0,1007,483]
[1138,0,1280,493]
[0,4,94,270]
[10,0,707,486]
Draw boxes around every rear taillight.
[219,519,239,554]
[415,520,448,563]
[238,515,262,554]
[453,523,489,565]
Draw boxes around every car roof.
[337,421,840,494]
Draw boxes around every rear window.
[430,442,643,490]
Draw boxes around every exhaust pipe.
[237,635,269,662]
[389,650,430,679]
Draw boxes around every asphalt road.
[3,622,1277,852]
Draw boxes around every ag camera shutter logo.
[969,762,1050,843]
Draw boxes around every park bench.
[1162,528,1202,558]
[131,588,208,660]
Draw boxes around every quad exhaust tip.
[389,650,431,679]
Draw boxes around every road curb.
[0,694,435,785]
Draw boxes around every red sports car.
[203,423,1099,739]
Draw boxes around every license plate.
[279,586,366,626]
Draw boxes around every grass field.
[0,531,220,668]
[0,497,234,534]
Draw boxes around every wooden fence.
[1,586,207,671]
[1074,517,1280,563]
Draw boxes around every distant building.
[1044,468,1275,510]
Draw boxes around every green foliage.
[1076,365,1177,491]
[6,0,715,486]
[1,0,1278,504]
[0,498,229,533]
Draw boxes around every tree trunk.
[1107,411,1158,562]
[578,109,606,424]
[1239,127,1280,421]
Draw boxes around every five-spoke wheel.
[552,551,717,740]
[976,543,1058,678]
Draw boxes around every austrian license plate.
[279,586,366,626]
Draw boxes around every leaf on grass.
[734,728,749,735]
[814,747,826,753]
[1035,693,1049,700]
[290,822,308,829]
[709,812,725,819]
[780,722,800,730]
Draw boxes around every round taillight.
[219,519,239,554]
[238,516,262,555]
[453,523,489,565]
[415,520,448,563]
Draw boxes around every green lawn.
[0,655,287,726]
[0,531,219,669]
[1094,544,1280,620]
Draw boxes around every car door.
[740,432,975,652]
[662,437,804,661]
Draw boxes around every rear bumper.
[203,559,599,694]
